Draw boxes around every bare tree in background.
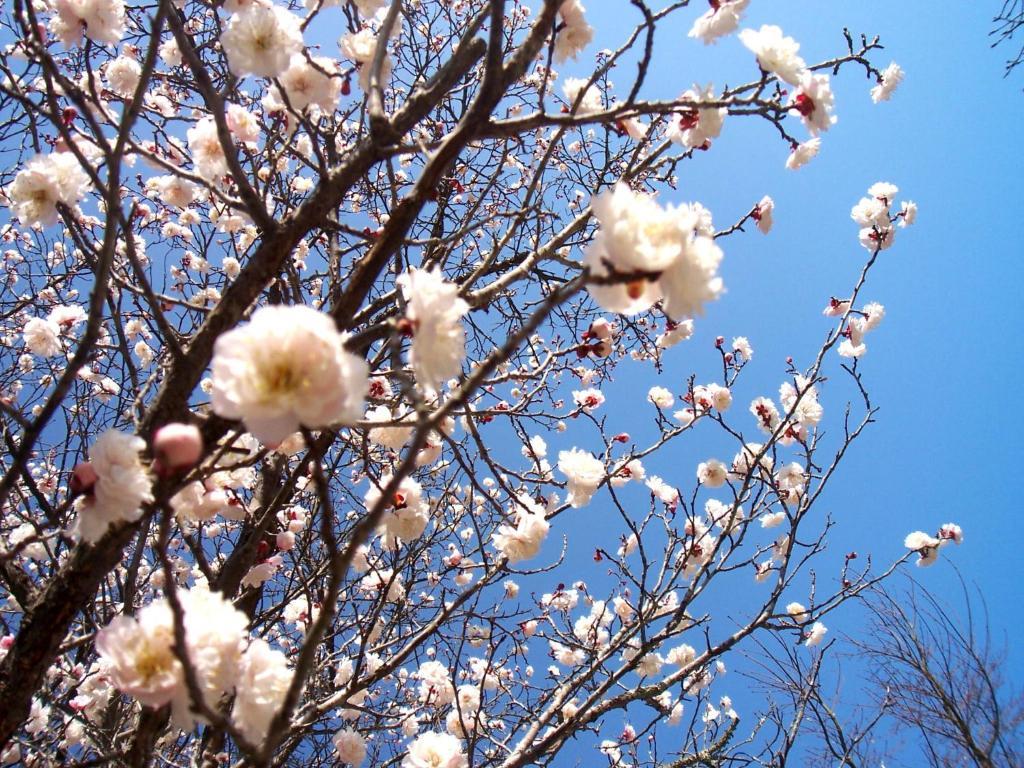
[851,576,1024,768]
[992,1,1024,77]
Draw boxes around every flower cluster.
[70,430,153,544]
[7,153,90,227]
[396,267,469,391]
[905,523,963,567]
[851,181,915,252]
[584,183,724,321]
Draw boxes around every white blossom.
[558,448,604,508]
[871,62,905,103]
[221,4,304,79]
[396,267,469,390]
[211,305,369,446]
[738,25,807,85]
[8,153,90,227]
[71,430,152,543]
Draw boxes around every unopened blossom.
[8,153,90,227]
[152,423,203,473]
[334,727,367,766]
[403,732,467,768]
[584,183,724,320]
[562,77,602,115]
[51,0,125,46]
[276,55,342,112]
[558,448,604,508]
[232,638,294,743]
[790,72,837,136]
[667,83,726,149]
[739,25,807,85]
[804,621,828,647]
[492,494,549,563]
[396,267,469,390]
[211,304,368,446]
[785,137,821,170]
[221,4,304,79]
[554,0,593,63]
[871,62,905,103]
[71,430,153,543]
[753,196,774,234]
[105,54,141,97]
[688,0,749,44]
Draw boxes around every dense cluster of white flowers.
[396,267,469,390]
[96,586,296,735]
[584,183,724,321]
[0,3,967,766]
[905,524,963,567]
[70,430,152,543]
[7,153,90,227]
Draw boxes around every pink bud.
[277,530,296,551]
[0,635,14,650]
[153,423,203,474]
[70,462,98,495]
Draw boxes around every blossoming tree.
[0,0,964,766]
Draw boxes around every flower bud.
[153,423,203,474]
[70,461,98,495]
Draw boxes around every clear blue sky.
[544,0,1023,760]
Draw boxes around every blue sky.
[539,1,1024,760]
